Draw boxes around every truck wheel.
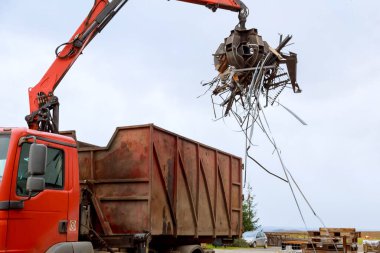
[252,242,257,248]
[176,245,204,253]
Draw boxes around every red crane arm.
[176,0,243,11]
[26,0,247,133]
[28,0,116,115]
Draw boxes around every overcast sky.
[1,1,379,230]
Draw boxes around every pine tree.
[242,184,260,232]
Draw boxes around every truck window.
[16,143,64,196]
[0,135,10,182]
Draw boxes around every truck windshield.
[0,135,10,182]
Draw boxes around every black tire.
[264,242,268,249]
[252,242,257,248]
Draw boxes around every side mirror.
[26,143,47,194]
[28,143,47,176]
[26,176,45,193]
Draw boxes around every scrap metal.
[206,26,301,120]
[201,22,303,186]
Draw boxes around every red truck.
[0,124,242,252]
[0,0,248,252]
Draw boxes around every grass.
[358,238,380,244]
[202,238,251,249]
[204,244,247,250]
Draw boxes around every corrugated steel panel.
[74,124,242,239]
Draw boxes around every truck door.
[6,141,69,252]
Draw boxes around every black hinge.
[58,220,68,234]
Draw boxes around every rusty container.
[75,124,242,240]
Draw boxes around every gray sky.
[1,1,379,230]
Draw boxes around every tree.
[242,184,260,232]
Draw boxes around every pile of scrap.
[305,228,360,253]
[202,25,303,169]
[205,27,300,120]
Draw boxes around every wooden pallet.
[305,228,359,253]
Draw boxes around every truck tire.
[176,245,204,253]
[46,242,94,253]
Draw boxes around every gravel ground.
[215,247,281,253]
[214,246,365,253]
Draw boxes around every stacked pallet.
[266,232,309,247]
[281,240,308,253]
[363,240,380,253]
[305,228,360,253]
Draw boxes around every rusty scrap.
[201,25,305,187]
[205,27,301,120]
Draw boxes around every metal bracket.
[236,1,249,30]
[25,94,60,133]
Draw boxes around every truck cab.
[0,128,80,252]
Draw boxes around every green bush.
[232,238,250,248]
